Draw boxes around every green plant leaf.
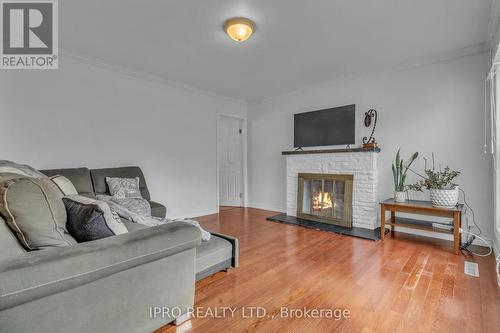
[395,149,400,171]
[392,164,397,190]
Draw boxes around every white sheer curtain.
[488,60,500,249]
[493,67,500,279]
[496,72,500,236]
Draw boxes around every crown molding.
[59,48,247,106]
[249,43,489,106]
[393,43,488,71]
[60,41,487,107]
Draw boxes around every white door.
[218,115,244,207]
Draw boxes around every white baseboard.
[493,239,499,258]
[247,203,285,213]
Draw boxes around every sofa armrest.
[0,222,201,310]
[210,232,239,268]
[150,200,167,218]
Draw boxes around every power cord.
[495,254,500,284]
[459,229,492,257]
[496,254,500,285]
[458,188,492,257]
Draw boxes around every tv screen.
[294,104,355,148]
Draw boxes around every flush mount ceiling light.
[224,17,255,42]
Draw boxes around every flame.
[312,191,334,211]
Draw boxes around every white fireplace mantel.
[285,150,379,230]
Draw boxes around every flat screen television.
[294,104,355,148]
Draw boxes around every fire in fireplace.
[296,173,353,227]
[312,191,334,211]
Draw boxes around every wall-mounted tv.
[294,104,355,148]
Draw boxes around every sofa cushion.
[150,201,167,218]
[40,168,94,198]
[50,175,78,195]
[0,215,26,259]
[0,177,77,250]
[63,195,128,242]
[195,235,232,274]
[91,167,151,200]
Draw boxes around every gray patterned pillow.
[106,177,142,198]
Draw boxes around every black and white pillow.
[106,177,142,198]
[63,195,128,242]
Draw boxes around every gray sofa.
[0,166,238,333]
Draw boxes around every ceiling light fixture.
[224,17,255,42]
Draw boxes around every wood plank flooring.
[156,208,500,333]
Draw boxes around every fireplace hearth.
[296,173,353,227]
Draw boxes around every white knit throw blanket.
[97,195,211,241]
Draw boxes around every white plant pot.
[429,187,459,208]
[394,191,407,202]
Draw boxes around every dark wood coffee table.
[380,199,464,254]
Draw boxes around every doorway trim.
[216,112,248,212]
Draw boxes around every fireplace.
[296,173,353,227]
[286,150,378,229]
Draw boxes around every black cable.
[460,248,473,258]
[458,188,493,256]
[459,188,481,236]
[460,188,475,248]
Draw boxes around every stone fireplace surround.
[284,148,379,230]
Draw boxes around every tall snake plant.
[392,149,418,192]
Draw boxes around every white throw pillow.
[50,175,78,195]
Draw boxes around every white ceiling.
[61,0,492,102]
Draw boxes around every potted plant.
[408,166,460,207]
[392,149,419,202]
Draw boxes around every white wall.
[248,52,495,244]
[0,55,246,218]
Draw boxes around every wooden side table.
[380,199,464,254]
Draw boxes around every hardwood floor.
[156,208,500,333]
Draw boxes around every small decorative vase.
[394,191,407,203]
[429,187,459,207]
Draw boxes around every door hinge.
[239,193,243,198]
[239,129,243,134]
